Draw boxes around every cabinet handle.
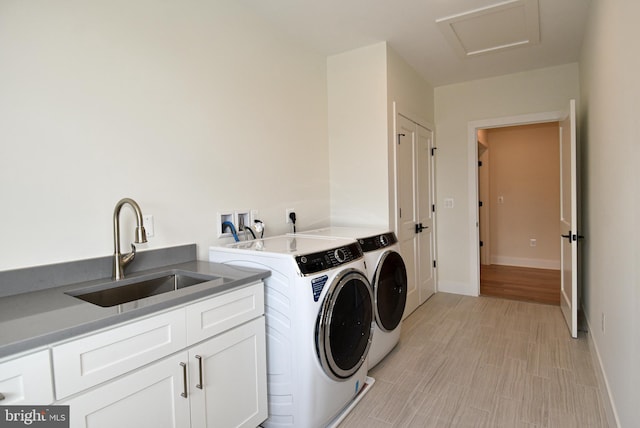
[180,362,188,398]
[195,355,204,389]
[0,392,5,401]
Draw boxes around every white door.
[395,114,436,318]
[559,99,579,338]
[396,115,419,317]
[478,143,491,266]
[416,124,436,303]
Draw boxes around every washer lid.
[289,227,398,252]
[288,226,388,240]
[226,235,356,255]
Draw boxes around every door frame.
[467,110,564,295]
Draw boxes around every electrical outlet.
[286,209,296,224]
[530,238,537,247]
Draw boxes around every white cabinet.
[189,317,267,428]
[60,352,190,428]
[0,349,53,405]
[55,281,267,428]
[61,317,267,428]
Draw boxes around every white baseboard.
[583,313,621,428]
[490,255,560,270]
[437,280,478,296]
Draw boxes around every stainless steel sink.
[66,270,220,307]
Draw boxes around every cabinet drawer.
[52,309,186,399]
[186,282,264,345]
[0,349,53,404]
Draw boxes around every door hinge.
[431,147,437,156]
[478,160,483,167]
[433,260,437,268]
[399,208,402,218]
[480,241,484,247]
[432,204,435,212]
[479,201,483,207]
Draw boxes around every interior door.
[478,142,491,266]
[396,115,419,317]
[395,113,437,318]
[416,124,436,303]
[559,99,579,338]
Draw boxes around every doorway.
[477,122,561,304]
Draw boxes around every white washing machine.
[290,227,407,368]
[209,235,374,428]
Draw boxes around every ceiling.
[238,0,591,87]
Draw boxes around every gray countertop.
[0,260,270,359]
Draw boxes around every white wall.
[386,46,435,227]
[0,0,330,270]
[579,0,640,425]
[326,43,434,228]
[327,43,389,226]
[434,63,580,295]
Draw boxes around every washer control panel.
[358,232,397,252]
[295,242,363,275]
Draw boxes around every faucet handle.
[121,244,137,267]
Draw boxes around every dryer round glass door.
[316,269,374,380]
[374,251,407,332]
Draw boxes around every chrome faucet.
[113,198,147,280]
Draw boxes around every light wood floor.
[339,293,611,428]
[480,264,561,306]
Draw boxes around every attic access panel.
[436,0,540,58]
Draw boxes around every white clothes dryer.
[289,227,407,368]
[209,235,374,428]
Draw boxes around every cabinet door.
[61,352,191,428]
[189,317,267,428]
[0,349,53,404]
